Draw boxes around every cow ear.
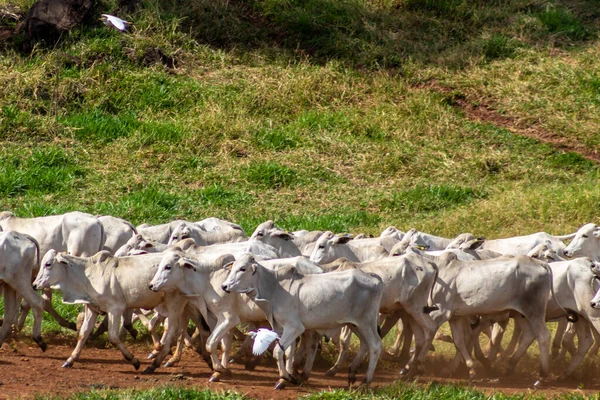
[460,239,484,250]
[334,235,352,245]
[273,231,294,241]
[97,251,112,263]
[251,263,258,275]
[56,253,70,265]
[594,227,600,238]
[181,258,197,271]
[223,261,234,271]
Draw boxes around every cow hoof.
[38,341,48,352]
[129,329,138,340]
[289,374,301,385]
[324,368,337,377]
[147,352,157,360]
[274,379,287,390]
[209,372,221,382]
[62,361,73,368]
[299,371,310,383]
[142,366,155,375]
[132,358,140,370]
[164,361,175,368]
[68,322,78,331]
[348,374,357,386]
[533,378,545,389]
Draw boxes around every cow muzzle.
[32,283,39,290]
[592,301,599,309]
[221,284,231,294]
[148,284,156,291]
[563,249,572,257]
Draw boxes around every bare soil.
[1,335,600,399]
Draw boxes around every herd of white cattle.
[2,210,600,390]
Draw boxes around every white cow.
[174,238,280,261]
[321,253,439,376]
[168,221,247,246]
[32,250,188,373]
[310,231,388,264]
[148,249,268,382]
[195,217,245,234]
[136,220,192,243]
[396,228,456,251]
[250,221,326,258]
[0,231,47,351]
[448,231,577,256]
[563,223,600,260]
[221,253,384,389]
[98,215,137,254]
[114,234,169,257]
[0,211,105,330]
[428,255,557,385]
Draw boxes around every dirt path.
[415,80,600,164]
[1,335,599,399]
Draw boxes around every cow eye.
[319,244,325,249]
[240,267,246,272]
[583,234,589,238]
[256,232,263,237]
[164,265,172,270]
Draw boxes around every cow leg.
[299,331,321,382]
[448,318,478,379]
[325,325,352,377]
[17,298,30,331]
[378,311,402,360]
[551,319,568,360]
[402,308,436,376]
[91,316,108,338]
[15,280,47,351]
[589,325,600,355]
[106,310,140,370]
[471,319,492,370]
[64,306,98,367]
[349,322,382,386]
[487,317,509,365]
[560,319,592,379]
[398,314,414,366]
[389,318,404,356]
[42,289,77,330]
[0,286,18,346]
[144,298,187,374]
[164,312,190,368]
[273,323,305,389]
[146,312,167,359]
[122,309,138,340]
[501,318,522,360]
[205,313,241,380]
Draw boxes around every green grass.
[35,387,247,400]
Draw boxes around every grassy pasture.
[2,0,600,398]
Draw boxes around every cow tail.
[423,262,440,314]
[544,262,578,323]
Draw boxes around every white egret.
[248,328,280,356]
[99,14,130,32]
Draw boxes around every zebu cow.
[0,211,105,330]
[310,231,388,264]
[98,216,137,254]
[321,253,439,376]
[136,220,191,243]
[32,250,188,373]
[168,222,247,246]
[148,249,267,382]
[221,254,384,389]
[173,238,280,261]
[396,228,456,251]
[428,255,559,385]
[448,231,577,256]
[195,217,245,233]
[0,231,47,351]
[114,234,169,257]
[563,223,600,260]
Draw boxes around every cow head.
[563,223,600,258]
[33,249,68,290]
[148,250,190,293]
[251,220,294,242]
[309,231,352,264]
[591,276,600,309]
[168,222,191,245]
[221,253,259,294]
[446,233,476,250]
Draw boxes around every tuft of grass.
[35,386,247,400]
[60,110,140,143]
[196,184,254,208]
[241,161,299,189]
[481,34,517,61]
[380,184,486,214]
[537,5,590,41]
[0,147,85,196]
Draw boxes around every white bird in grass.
[99,14,130,32]
[248,328,280,356]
